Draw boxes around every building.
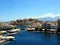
[42,22,51,29]
[50,22,57,30]
[57,20,60,32]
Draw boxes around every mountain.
[38,16,60,21]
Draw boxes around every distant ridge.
[38,16,60,21]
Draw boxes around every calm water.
[5,30,60,45]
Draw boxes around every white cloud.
[39,13,56,18]
[21,13,60,19]
[27,13,60,19]
[57,14,60,16]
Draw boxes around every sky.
[0,0,60,22]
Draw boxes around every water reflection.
[56,34,60,45]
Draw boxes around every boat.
[7,28,20,35]
[8,28,20,32]
[25,27,35,31]
[0,35,15,41]
[0,31,7,34]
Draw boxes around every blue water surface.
[5,30,60,45]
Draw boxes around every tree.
[0,22,2,26]
[0,22,2,30]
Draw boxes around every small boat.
[7,32,18,36]
[0,31,7,34]
[0,35,15,41]
[7,28,20,35]
[8,28,20,33]
[25,27,35,31]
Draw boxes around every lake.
[5,30,60,45]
